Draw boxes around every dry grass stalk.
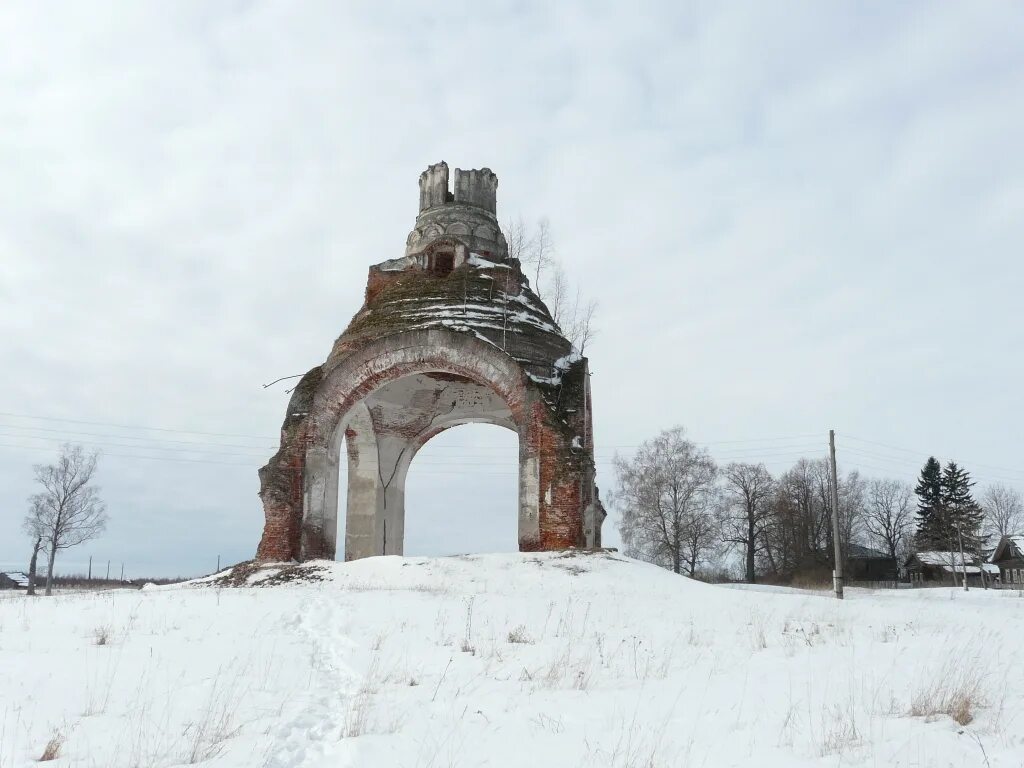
[39,731,65,761]
[910,652,986,726]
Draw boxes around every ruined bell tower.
[256,162,604,562]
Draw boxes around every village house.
[0,572,29,590]
[989,535,1024,587]
[904,551,999,587]
[846,544,899,583]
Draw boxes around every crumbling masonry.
[256,162,605,562]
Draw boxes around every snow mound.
[3,552,1023,767]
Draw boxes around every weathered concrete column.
[518,424,541,551]
[343,403,382,561]
[300,442,339,559]
[374,431,414,557]
[338,402,418,561]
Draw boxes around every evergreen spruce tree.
[941,461,983,552]
[914,457,945,549]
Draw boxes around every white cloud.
[1,1,1021,575]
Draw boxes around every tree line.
[614,427,1023,583]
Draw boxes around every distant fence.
[847,580,908,590]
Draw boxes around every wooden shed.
[989,536,1024,587]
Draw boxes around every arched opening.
[404,424,519,555]
[334,423,519,558]
[323,364,529,561]
[430,250,454,275]
[258,328,593,564]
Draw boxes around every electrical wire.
[845,434,1024,478]
[0,410,1018,488]
[0,421,276,451]
[0,411,270,440]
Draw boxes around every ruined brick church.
[256,162,604,562]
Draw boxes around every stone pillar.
[340,403,418,561]
[374,432,414,557]
[300,442,339,560]
[342,403,381,561]
[518,423,541,550]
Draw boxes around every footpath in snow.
[2,551,1023,767]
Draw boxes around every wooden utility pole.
[88,556,92,581]
[956,519,969,592]
[829,429,844,600]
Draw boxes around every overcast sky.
[2,2,1022,578]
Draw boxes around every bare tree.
[839,470,867,556]
[555,285,599,356]
[505,215,529,264]
[981,483,1024,539]
[28,444,107,596]
[863,478,914,561]
[504,216,598,354]
[23,500,45,596]
[614,427,719,576]
[506,216,554,299]
[720,463,775,583]
[546,263,570,325]
[758,458,864,581]
[568,295,599,355]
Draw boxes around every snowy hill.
[2,552,1023,767]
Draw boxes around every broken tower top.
[418,161,498,214]
[406,161,507,259]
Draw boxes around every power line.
[844,434,1024,478]
[0,432,273,458]
[0,442,256,467]
[0,430,822,465]
[0,443,523,475]
[0,422,276,451]
[0,411,822,449]
[0,411,271,440]
[841,448,1024,487]
[1,413,1017,488]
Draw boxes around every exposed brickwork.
[529,399,588,549]
[255,422,308,561]
[256,163,604,562]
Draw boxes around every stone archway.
[255,162,605,563]
[302,330,535,561]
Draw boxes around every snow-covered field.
[2,552,1022,767]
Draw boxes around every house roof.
[909,551,999,574]
[914,551,970,566]
[989,535,1024,563]
[0,572,29,587]
[848,544,892,560]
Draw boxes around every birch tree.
[28,444,108,596]
[22,500,45,596]
[614,427,718,576]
